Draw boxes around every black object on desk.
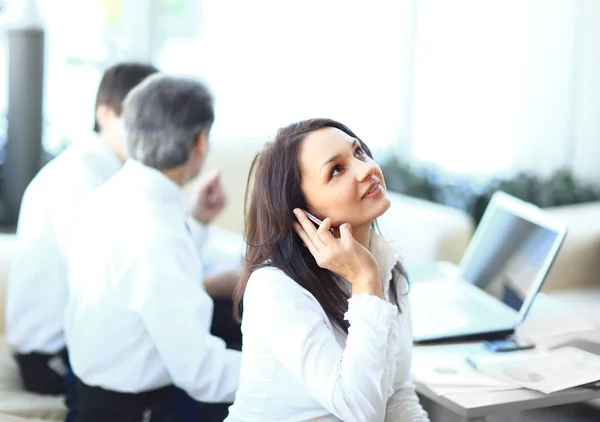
[483,338,536,352]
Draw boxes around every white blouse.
[226,233,430,422]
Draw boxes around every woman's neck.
[352,224,371,249]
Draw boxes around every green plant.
[471,169,600,224]
[379,154,480,213]
[379,154,600,225]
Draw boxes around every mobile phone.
[483,338,535,353]
[304,211,324,227]
[303,210,334,234]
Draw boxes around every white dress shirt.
[6,134,122,354]
[226,233,430,422]
[5,133,216,356]
[64,159,240,402]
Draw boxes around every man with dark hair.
[64,74,240,422]
[6,62,159,397]
[93,63,158,134]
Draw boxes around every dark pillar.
[3,26,45,224]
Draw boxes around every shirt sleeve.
[6,188,62,344]
[126,235,241,403]
[198,225,244,274]
[385,383,430,422]
[186,216,209,254]
[6,176,92,350]
[244,269,399,422]
[385,279,430,422]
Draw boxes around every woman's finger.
[293,222,322,259]
[317,218,336,239]
[293,209,327,248]
[338,223,355,247]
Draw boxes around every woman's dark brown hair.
[234,118,405,333]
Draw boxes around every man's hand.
[203,267,242,300]
[189,169,226,225]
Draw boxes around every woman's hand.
[293,209,382,298]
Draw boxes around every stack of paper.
[412,351,519,396]
[466,347,600,394]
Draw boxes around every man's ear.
[96,104,115,131]
[194,128,209,159]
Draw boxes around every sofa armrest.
[378,192,474,266]
[183,138,266,235]
[542,201,600,291]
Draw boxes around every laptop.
[410,191,568,344]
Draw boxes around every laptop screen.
[458,192,566,318]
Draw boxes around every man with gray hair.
[64,74,241,421]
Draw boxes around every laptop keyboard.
[410,279,519,339]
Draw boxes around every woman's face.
[298,127,391,229]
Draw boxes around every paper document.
[427,384,519,396]
[413,352,512,388]
[467,347,600,394]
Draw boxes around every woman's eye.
[355,146,366,156]
[330,165,343,178]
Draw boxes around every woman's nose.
[356,160,375,181]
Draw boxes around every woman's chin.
[353,196,392,226]
[374,194,392,218]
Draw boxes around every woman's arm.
[244,269,398,422]
[385,382,430,422]
[385,283,430,422]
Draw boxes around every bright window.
[155,0,416,152]
[411,0,577,177]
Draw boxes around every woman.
[226,118,429,422]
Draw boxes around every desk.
[412,294,600,421]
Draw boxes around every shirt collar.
[84,133,123,180]
[369,230,401,289]
[120,159,187,213]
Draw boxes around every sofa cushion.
[0,336,22,392]
[0,415,60,422]
[184,138,265,234]
[0,391,66,421]
[378,192,474,265]
[543,202,600,290]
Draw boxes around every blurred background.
[1,0,600,227]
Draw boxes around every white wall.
[14,0,600,185]
[572,0,600,183]
[404,0,600,185]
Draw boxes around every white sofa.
[542,201,600,291]
[539,201,600,327]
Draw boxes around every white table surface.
[412,293,600,421]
